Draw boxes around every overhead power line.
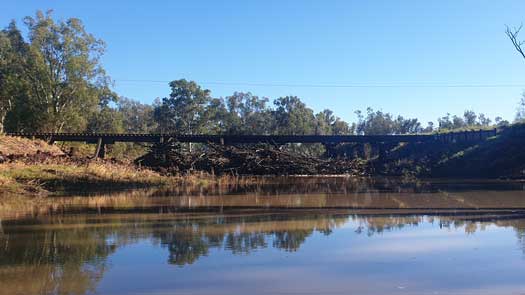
[114,79,525,89]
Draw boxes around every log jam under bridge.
[8,129,498,158]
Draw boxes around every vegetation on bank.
[1,123,525,197]
[0,135,64,156]
[0,161,173,195]
[371,123,525,179]
[0,135,218,195]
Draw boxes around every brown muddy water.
[1,176,525,295]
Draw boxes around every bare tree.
[506,24,525,60]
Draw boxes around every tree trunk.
[0,113,5,134]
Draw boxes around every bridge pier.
[378,143,387,159]
[322,143,338,158]
[94,138,106,159]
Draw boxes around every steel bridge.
[7,129,498,158]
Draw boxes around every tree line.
[1,11,522,137]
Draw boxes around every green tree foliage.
[332,118,354,135]
[17,10,112,132]
[356,108,393,135]
[423,122,435,133]
[314,109,335,135]
[223,92,273,134]
[463,110,477,126]
[154,79,211,134]
[86,106,124,133]
[203,97,229,134]
[273,96,316,135]
[516,93,525,122]
[315,109,353,135]
[437,110,494,131]
[495,116,510,127]
[355,108,422,135]
[118,97,157,133]
[478,113,492,126]
[437,113,453,130]
[0,22,30,133]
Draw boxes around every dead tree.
[506,24,525,60]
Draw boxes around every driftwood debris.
[135,143,369,176]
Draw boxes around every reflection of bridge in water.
[1,186,525,294]
[8,129,497,158]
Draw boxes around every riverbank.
[0,135,224,196]
[0,160,177,195]
[372,123,525,179]
[1,124,525,196]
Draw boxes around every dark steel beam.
[6,129,498,145]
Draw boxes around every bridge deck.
[7,129,497,145]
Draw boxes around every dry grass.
[0,161,176,195]
[0,135,64,156]
[0,135,262,196]
[0,160,260,196]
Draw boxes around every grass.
[0,160,264,196]
[0,135,64,156]
[0,161,179,195]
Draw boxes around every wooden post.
[378,143,387,159]
[99,142,106,159]
[94,137,106,159]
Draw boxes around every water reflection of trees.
[1,212,525,294]
[0,224,120,295]
[151,214,347,266]
[354,215,424,236]
[3,177,525,222]
[146,176,525,197]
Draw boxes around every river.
[1,176,525,295]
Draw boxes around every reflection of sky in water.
[2,175,525,295]
[87,217,525,295]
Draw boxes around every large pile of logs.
[135,143,369,176]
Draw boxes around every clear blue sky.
[3,0,525,124]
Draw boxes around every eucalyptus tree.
[204,97,229,134]
[477,113,492,126]
[118,97,157,133]
[517,94,525,122]
[463,110,477,126]
[15,10,113,132]
[0,22,30,133]
[314,109,337,135]
[394,116,422,134]
[0,29,15,133]
[355,108,395,135]
[154,79,211,134]
[438,113,453,130]
[273,96,316,135]
[314,111,332,135]
[224,92,273,134]
[332,118,353,135]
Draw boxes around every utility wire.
[114,79,525,88]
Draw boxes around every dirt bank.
[372,124,525,179]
